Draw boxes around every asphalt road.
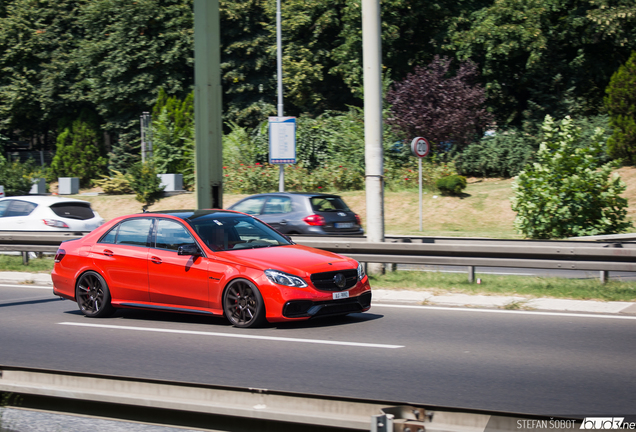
[1,283,635,417]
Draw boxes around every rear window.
[50,202,95,220]
[310,196,350,212]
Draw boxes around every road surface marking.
[0,284,51,290]
[58,322,404,349]
[373,304,636,320]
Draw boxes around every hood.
[214,244,357,277]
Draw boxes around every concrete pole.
[194,0,223,209]
[277,0,285,192]
[362,0,385,274]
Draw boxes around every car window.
[115,218,153,246]
[0,200,10,217]
[4,200,37,217]
[99,224,118,244]
[50,202,95,220]
[262,197,292,215]
[310,196,350,212]
[231,197,266,215]
[154,219,196,251]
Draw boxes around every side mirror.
[178,244,201,256]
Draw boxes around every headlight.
[357,261,366,281]
[265,269,308,288]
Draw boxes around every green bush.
[0,158,36,196]
[455,129,538,178]
[128,162,165,209]
[511,115,632,239]
[605,51,636,165]
[94,170,134,195]
[436,175,467,195]
[49,110,107,188]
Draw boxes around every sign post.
[269,117,297,191]
[411,137,430,231]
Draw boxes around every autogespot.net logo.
[580,418,636,429]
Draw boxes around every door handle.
[150,256,162,264]
[103,249,114,257]
[280,219,288,225]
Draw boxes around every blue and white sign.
[269,117,296,164]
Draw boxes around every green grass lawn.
[0,255,55,273]
[370,270,636,302]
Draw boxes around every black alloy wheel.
[76,271,114,318]
[223,279,266,328]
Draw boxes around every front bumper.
[282,291,372,318]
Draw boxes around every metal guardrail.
[0,366,577,432]
[1,231,635,281]
[290,235,636,283]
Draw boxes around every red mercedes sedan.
[52,210,372,328]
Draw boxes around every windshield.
[187,214,291,252]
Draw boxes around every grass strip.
[0,255,55,273]
[369,270,636,302]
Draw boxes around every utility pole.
[362,0,385,274]
[276,0,285,192]
[194,0,223,209]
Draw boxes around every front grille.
[310,269,358,291]
[282,291,372,319]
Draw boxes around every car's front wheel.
[76,271,114,318]
[223,279,266,328]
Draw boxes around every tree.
[447,0,636,128]
[151,89,194,187]
[511,116,632,239]
[72,0,194,155]
[49,110,108,187]
[386,56,492,150]
[0,0,86,145]
[605,51,636,165]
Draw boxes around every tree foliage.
[151,88,194,187]
[0,158,36,196]
[448,0,636,128]
[605,51,636,165]
[386,56,492,150]
[511,116,632,239]
[49,110,107,187]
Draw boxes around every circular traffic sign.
[410,137,430,158]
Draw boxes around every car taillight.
[303,214,326,226]
[43,219,69,228]
[354,214,361,225]
[54,248,66,263]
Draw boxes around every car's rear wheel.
[76,271,114,318]
[223,279,266,328]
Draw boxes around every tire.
[223,279,266,328]
[75,271,115,318]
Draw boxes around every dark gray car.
[228,192,364,236]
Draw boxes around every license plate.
[333,291,349,300]
[335,222,353,229]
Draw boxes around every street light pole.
[362,0,385,274]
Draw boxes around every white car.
[0,196,105,232]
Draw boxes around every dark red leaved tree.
[386,56,492,151]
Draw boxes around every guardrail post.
[22,251,29,265]
[468,266,475,283]
[371,413,394,432]
[600,270,608,284]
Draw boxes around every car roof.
[234,192,342,199]
[147,209,245,222]
[0,196,91,205]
